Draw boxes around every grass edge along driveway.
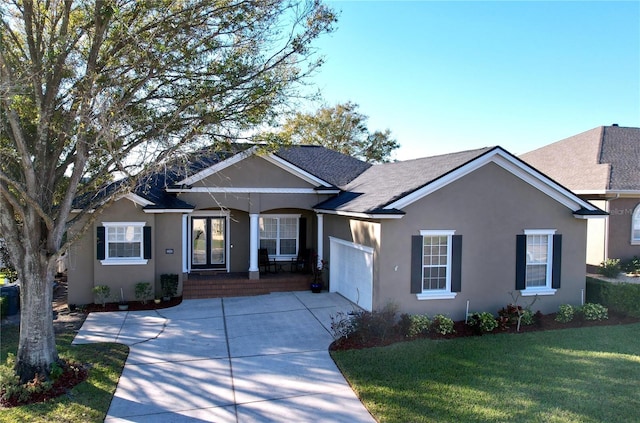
[331,323,640,423]
[0,325,128,422]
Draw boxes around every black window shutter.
[299,217,307,251]
[515,234,526,290]
[451,235,462,292]
[97,226,106,260]
[410,235,423,293]
[552,234,562,289]
[143,226,152,260]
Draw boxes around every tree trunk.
[15,253,58,383]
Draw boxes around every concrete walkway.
[73,291,376,422]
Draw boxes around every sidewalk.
[73,291,376,422]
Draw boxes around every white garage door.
[329,237,373,311]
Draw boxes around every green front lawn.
[332,324,640,423]
[0,325,128,422]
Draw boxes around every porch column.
[182,214,189,273]
[316,213,324,269]
[249,213,260,279]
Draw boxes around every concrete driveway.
[73,291,375,422]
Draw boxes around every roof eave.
[313,208,405,219]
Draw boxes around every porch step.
[182,273,313,299]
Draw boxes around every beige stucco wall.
[606,198,640,263]
[66,214,94,305]
[195,155,315,189]
[154,213,184,296]
[327,162,588,321]
[92,200,156,304]
[67,198,188,305]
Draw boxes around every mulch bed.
[1,360,89,408]
[330,311,640,351]
[82,296,182,313]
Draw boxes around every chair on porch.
[290,248,312,273]
[258,248,278,273]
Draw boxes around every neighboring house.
[67,144,605,319]
[521,125,640,272]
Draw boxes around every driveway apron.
[73,291,375,422]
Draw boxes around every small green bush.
[330,303,399,342]
[330,311,356,339]
[622,256,640,275]
[160,274,179,298]
[0,353,52,403]
[92,284,111,307]
[555,304,575,323]
[599,258,621,278]
[135,282,153,304]
[519,309,535,326]
[0,296,7,318]
[350,303,399,342]
[430,314,455,335]
[466,312,498,334]
[402,314,431,338]
[578,303,608,321]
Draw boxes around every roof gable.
[521,125,640,193]
[174,144,368,190]
[315,146,604,218]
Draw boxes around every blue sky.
[305,1,640,161]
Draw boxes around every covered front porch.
[182,271,315,299]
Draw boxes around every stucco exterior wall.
[373,162,587,320]
[196,155,315,189]
[92,200,156,304]
[66,215,94,305]
[154,213,184,296]
[322,215,381,290]
[606,197,640,262]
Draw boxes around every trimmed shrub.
[430,314,455,335]
[555,304,575,323]
[466,312,498,334]
[92,285,110,307]
[134,282,153,304]
[598,258,620,278]
[586,277,609,304]
[330,303,399,342]
[587,277,640,318]
[578,303,608,321]
[402,314,431,338]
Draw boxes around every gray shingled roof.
[520,125,640,192]
[600,126,640,190]
[314,147,495,214]
[275,145,372,187]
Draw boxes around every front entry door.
[191,217,226,269]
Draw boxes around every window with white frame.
[632,204,640,244]
[259,215,299,258]
[521,229,557,294]
[100,222,148,265]
[411,230,461,300]
[422,233,451,291]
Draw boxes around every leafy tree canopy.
[0,0,335,382]
[279,101,399,162]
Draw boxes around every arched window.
[632,204,640,244]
